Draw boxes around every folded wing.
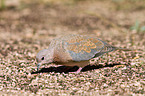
[64,35,115,61]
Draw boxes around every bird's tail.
[113,47,135,51]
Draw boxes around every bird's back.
[49,34,116,63]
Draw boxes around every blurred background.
[0,0,145,37]
[0,0,145,52]
[0,0,145,48]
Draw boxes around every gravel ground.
[0,0,145,95]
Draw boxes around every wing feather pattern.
[63,35,108,61]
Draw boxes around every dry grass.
[0,0,145,95]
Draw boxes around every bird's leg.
[76,67,83,73]
[69,67,83,74]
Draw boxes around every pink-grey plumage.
[36,34,118,73]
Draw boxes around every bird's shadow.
[31,63,125,74]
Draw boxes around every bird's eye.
[41,57,44,60]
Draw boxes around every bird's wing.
[63,36,106,61]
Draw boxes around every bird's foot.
[69,67,82,74]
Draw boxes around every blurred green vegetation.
[0,0,6,10]
[131,20,145,33]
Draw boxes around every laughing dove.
[36,34,128,73]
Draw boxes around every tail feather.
[93,46,135,58]
[113,47,134,51]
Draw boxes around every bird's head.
[36,48,54,71]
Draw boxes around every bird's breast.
[54,60,89,67]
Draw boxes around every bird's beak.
[37,63,41,71]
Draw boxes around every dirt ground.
[0,0,145,95]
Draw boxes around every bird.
[36,34,130,73]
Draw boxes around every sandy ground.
[0,0,145,95]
